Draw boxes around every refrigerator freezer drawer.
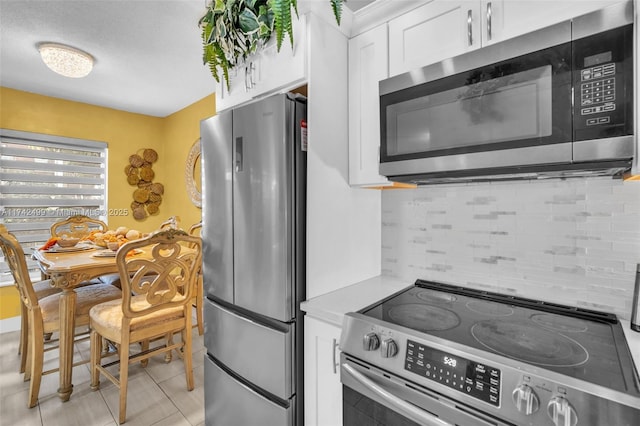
[204,298,294,399]
[205,355,294,426]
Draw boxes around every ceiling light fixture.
[38,42,94,78]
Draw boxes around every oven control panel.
[405,340,501,407]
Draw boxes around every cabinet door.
[388,0,481,76]
[215,62,256,113]
[481,0,624,45]
[215,15,307,112]
[304,316,342,426]
[348,24,389,187]
[258,14,307,96]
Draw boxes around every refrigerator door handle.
[235,136,243,172]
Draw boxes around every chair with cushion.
[89,229,202,424]
[3,223,85,376]
[0,225,122,408]
[188,221,203,335]
[50,214,107,239]
[17,274,61,375]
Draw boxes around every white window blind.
[0,129,108,285]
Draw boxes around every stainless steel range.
[340,280,640,426]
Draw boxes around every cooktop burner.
[361,280,630,391]
[466,300,514,316]
[416,289,457,304]
[531,312,590,332]
[388,303,460,332]
[471,319,589,367]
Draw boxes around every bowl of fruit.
[56,237,80,248]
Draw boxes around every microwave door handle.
[467,10,473,46]
[342,364,454,426]
[486,2,492,41]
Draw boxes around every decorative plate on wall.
[185,138,202,208]
[125,148,164,220]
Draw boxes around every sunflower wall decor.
[124,148,164,221]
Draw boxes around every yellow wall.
[0,286,21,319]
[0,87,215,320]
[162,95,216,229]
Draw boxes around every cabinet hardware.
[248,62,256,89]
[467,10,473,46]
[487,2,493,41]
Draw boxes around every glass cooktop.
[361,280,635,392]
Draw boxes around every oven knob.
[363,332,380,351]
[511,384,539,415]
[547,396,578,426]
[380,338,398,358]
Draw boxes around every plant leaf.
[213,0,226,13]
[258,4,274,30]
[201,0,344,89]
[269,0,293,50]
[330,0,343,25]
[239,8,260,34]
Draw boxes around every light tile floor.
[0,329,205,426]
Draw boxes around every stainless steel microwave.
[379,2,635,184]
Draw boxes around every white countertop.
[301,275,640,375]
[621,320,640,372]
[301,275,411,327]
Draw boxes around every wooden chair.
[50,214,107,239]
[51,215,122,287]
[89,229,202,424]
[159,215,181,230]
[188,221,203,335]
[2,223,89,376]
[16,281,61,375]
[0,225,122,408]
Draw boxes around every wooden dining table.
[32,244,125,402]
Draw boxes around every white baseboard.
[0,316,20,334]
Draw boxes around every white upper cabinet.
[388,1,481,77]
[480,0,624,46]
[215,15,307,112]
[387,0,624,77]
[348,23,389,186]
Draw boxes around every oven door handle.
[342,363,454,426]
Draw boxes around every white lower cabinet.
[304,316,342,426]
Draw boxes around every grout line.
[0,330,204,426]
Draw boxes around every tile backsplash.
[381,177,640,320]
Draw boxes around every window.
[0,129,108,285]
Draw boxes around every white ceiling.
[0,0,374,118]
[1,0,218,118]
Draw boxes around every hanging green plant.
[199,0,345,89]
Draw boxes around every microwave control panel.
[579,62,616,126]
[573,24,632,140]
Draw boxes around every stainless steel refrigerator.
[201,93,306,426]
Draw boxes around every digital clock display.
[404,340,502,407]
[443,356,457,368]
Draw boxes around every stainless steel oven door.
[341,355,511,426]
